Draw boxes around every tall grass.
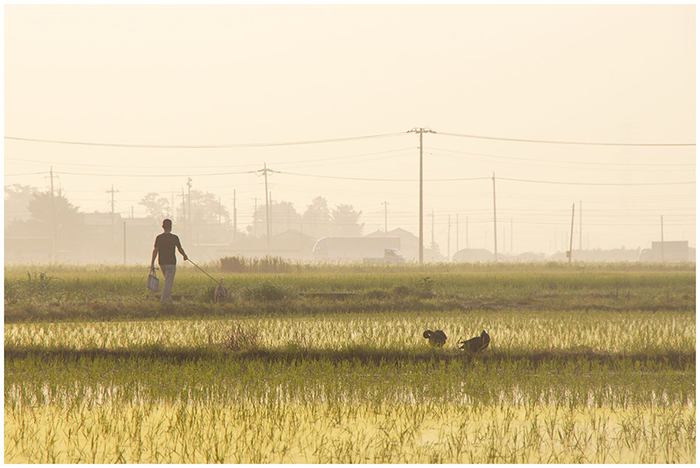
[4,263,695,463]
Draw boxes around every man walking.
[150,219,188,303]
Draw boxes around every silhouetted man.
[150,219,188,303]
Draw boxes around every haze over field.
[4,4,696,262]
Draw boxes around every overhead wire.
[435,131,696,147]
[4,132,406,148]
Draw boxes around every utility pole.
[492,172,498,262]
[569,203,575,264]
[431,210,435,246]
[259,164,273,256]
[106,184,119,217]
[45,166,59,258]
[383,201,389,233]
[107,184,119,244]
[408,127,434,264]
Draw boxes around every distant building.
[639,241,693,262]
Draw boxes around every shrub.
[242,281,294,301]
[220,255,294,273]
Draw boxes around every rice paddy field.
[4,262,696,463]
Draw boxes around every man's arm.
[150,247,158,269]
[176,238,188,261]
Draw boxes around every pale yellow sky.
[4,4,696,254]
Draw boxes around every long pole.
[492,172,498,262]
[408,127,434,264]
[263,163,270,256]
[383,201,388,233]
[419,131,424,264]
[569,203,575,264]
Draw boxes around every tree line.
[5,184,366,242]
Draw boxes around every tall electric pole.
[106,184,119,216]
[408,127,434,264]
[46,166,59,258]
[259,164,273,256]
[106,184,119,244]
[492,172,498,262]
[383,201,389,233]
[569,203,575,264]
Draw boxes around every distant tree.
[331,204,364,236]
[26,191,83,251]
[28,191,82,229]
[4,184,37,227]
[252,200,302,237]
[139,192,170,220]
[176,189,231,226]
[302,196,331,239]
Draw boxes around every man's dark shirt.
[154,233,184,265]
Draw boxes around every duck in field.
[423,329,447,347]
[459,330,491,353]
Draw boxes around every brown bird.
[459,330,491,353]
[423,329,447,347]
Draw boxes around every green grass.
[4,262,695,463]
[4,262,695,322]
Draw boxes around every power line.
[52,170,257,177]
[499,177,695,186]
[426,147,695,167]
[4,132,405,148]
[436,131,696,147]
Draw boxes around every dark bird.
[459,330,491,353]
[423,329,447,347]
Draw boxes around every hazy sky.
[4,4,696,255]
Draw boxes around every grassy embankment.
[4,262,696,462]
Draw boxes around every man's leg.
[161,264,177,302]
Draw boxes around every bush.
[220,255,294,273]
[242,281,294,301]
